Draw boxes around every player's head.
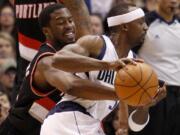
[157,0,178,15]
[107,3,148,47]
[39,4,76,44]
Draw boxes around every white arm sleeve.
[128,109,150,132]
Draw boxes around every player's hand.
[140,84,167,110]
[110,58,144,70]
[116,128,128,135]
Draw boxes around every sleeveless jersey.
[8,43,61,133]
[13,0,62,103]
[60,36,134,120]
[61,35,134,120]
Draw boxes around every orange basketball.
[114,62,159,107]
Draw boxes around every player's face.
[127,17,148,46]
[48,8,76,44]
[158,0,179,15]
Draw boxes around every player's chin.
[63,36,76,43]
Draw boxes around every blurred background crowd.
[0,0,179,135]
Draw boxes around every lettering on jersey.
[97,70,115,85]
[16,2,56,19]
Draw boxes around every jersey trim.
[145,11,178,26]
[48,101,91,117]
[97,36,107,60]
[46,42,57,52]
[30,52,56,97]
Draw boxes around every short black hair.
[108,3,131,18]
[38,4,65,29]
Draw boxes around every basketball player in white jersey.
[40,2,166,135]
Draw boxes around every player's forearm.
[63,0,92,37]
[118,102,129,128]
[49,71,118,100]
[67,79,118,100]
[52,51,112,72]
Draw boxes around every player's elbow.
[53,77,83,95]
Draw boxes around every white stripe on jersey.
[19,42,38,61]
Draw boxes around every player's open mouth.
[64,31,75,38]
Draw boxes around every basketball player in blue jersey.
[41,2,167,135]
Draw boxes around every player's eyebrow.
[55,16,73,20]
[55,16,62,20]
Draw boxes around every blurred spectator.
[175,3,180,20]
[91,0,114,19]
[0,4,16,38]
[133,0,145,7]
[0,0,11,6]
[0,91,10,125]
[143,0,157,13]
[90,13,104,35]
[0,32,16,59]
[0,58,16,101]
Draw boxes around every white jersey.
[41,36,134,135]
[60,35,133,120]
[138,12,180,86]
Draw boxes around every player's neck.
[111,35,131,58]
[157,7,174,22]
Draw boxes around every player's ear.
[121,24,128,32]
[42,27,50,38]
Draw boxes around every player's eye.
[68,18,73,23]
[58,20,64,24]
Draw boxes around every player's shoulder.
[78,35,102,42]
[77,35,105,58]
[77,35,103,48]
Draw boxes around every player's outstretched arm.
[63,0,92,38]
[37,56,118,100]
[53,35,135,72]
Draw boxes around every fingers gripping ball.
[114,63,159,107]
